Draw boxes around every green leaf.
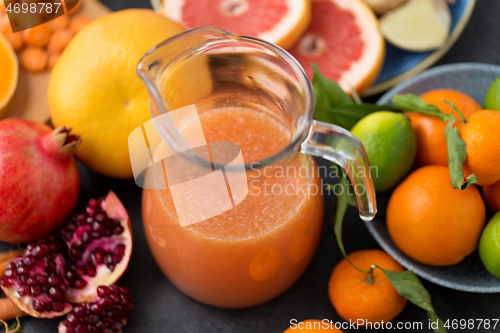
[445,120,478,190]
[312,63,353,108]
[381,269,433,311]
[428,311,447,333]
[392,94,449,122]
[333,171,349,260]
[379,268,447,333]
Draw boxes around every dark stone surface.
[7,0,500,332]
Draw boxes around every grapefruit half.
[161,0,311,50]
[289,0,385,93]
[0,34,18,119]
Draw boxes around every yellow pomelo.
[49,9,184,178]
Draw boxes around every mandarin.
[459,110,500,186]
[405,89,482,167]
[387,166,486,266]
[328,250,407,325]
[483,180,500,214]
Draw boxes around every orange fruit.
[24,27,51,47]
[289,0,385,93]
[483,180,500,214]
[406,89,482,167]
[0,33,18,118]
[20,47,48,73]
[387,166,486,266]
[47,29,74,53]
[283,320,342,332]
[459,110,500,186]
[2,32,24,51]
[162,0,311,50]
[69,15,92,33]
[49,9,185,178]
[328,249,407,325]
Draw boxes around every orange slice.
[0,33,18,119]
[161,0,311,50]
[289,0,385,93]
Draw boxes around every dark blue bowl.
[367,63,500,293]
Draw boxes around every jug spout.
[301,120,377,221]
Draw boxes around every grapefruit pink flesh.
[162,0,311,50]
[289,0,385,93]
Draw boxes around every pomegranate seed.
[49,276,61,286]
[49,287,64,300]
[111,322,124,331]
[74,325,85,333]
[113,226,124,235]
[27,277,36,286]
[65,270,77,282]
[97,286,110,297]
[42,284,51,292]
[46,262,57,272]
[112,255,122,264]
[53,301,65,312]
[16,265,26,275]
[36,275,47,284]
[81,231,91,243]
[31,285,41,296]
[23,255,35,266]
[116,245,126,256]
[88,198,97,208]
[74,279,87,289]
[33,300,45,312]
[4,269,15,278]
[86,266,97,277]
[95,212,106,222]
[67,313,76,323]
[73,306,85,318]
[0,277,12,287]
[16,275,27,284]
[17,285,29,296]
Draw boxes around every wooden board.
[4,0,110,123]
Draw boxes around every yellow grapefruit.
[49,9,184,179]
[289,0,385,93]
[0,34,18,119]
[161,0,311,50]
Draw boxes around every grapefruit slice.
[161,0,311,50]
[0,33,18,119]
[289,0,385,93]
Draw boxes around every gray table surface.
[9,0,500,332]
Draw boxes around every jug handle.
[301,120,377,221]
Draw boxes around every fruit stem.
[41,126,81,163]
[444,100,467,124]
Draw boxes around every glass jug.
[135,27,376,308]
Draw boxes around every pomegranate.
[58,285,133,333]
[0,118,81,243]
[62,192,132,303]
[0,192,132,319]
[0,236,73,318]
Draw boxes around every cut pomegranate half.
[0,236,73,318]
[58,285,133,333]
[62,192,132,303]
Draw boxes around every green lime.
[479,212,500,278]
[485,75,500,111]
[351,111,416,193]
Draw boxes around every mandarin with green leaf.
[328,249,407,326]
[405,89,482,167]
[387,166,486,266]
